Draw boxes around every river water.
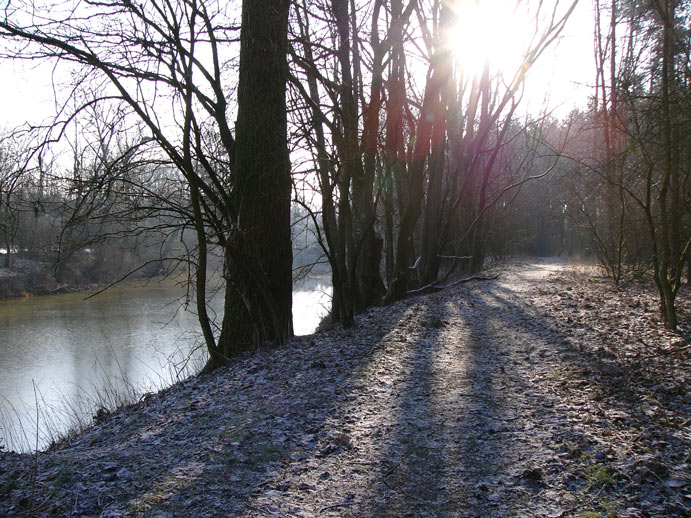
[0,276,331,452]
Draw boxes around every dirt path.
[240,259,570,517]
[1,259,689,517]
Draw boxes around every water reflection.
[0,276,331,451]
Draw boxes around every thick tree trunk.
[214,0,293,362]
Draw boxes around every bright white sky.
[1,58,57,130]
[446,0,595,118]
[0,0,595,132]
[523,0,596,117]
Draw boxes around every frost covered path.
[2,259,689,517]
[251,260,577,517]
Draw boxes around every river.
[0,276,331,452]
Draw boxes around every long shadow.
[487,278,682,415]
[449,285,516,517]
[361,303,451,516]
[355,284,519,516]
[450,272,690,515]
[17,263,685,517]
[14,297,417,517]
[355,265,615,517]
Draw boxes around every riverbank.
[0,254,331,300]
[1,259,689,517]
[0,252,117,299]
[0,257,72,299]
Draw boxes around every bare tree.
[0,0,293,368]
[0,138,26,269]
[569,0,690,329]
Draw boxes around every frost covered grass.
[0,344,207,453]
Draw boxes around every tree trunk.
[385,67,442,303]
[214,0,293,362]
[420,1,453,284]
[356,0,387,308]
[3,240,11,268]
[657,0,677,329]
[420,94,446,284]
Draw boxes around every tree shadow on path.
[15,261,682,517]
[357,283,527,517]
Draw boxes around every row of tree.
[0,0,688,371]
[560,0,690,329]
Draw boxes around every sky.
[1,59,58,130]
[523,0,596,117]
[447,0,595,119]
[0,0,596,133]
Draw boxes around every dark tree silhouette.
[0,0,293,368]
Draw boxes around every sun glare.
[449,0,532,80]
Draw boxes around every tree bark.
[657,0,677,329]
[215,0,293,361]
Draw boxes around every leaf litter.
[1,258,689,517]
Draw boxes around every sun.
[448,0,532,80]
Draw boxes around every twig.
[82,258,175,300]
[551,484,606,518]
[408,255,422,271]
[407,274,499,295]
[29,380,40,516]
[661,340,690,354]
[320,502,356,513]
[440,274,500,289]
[383,460,401,478]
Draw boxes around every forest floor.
[1,258,690,518]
